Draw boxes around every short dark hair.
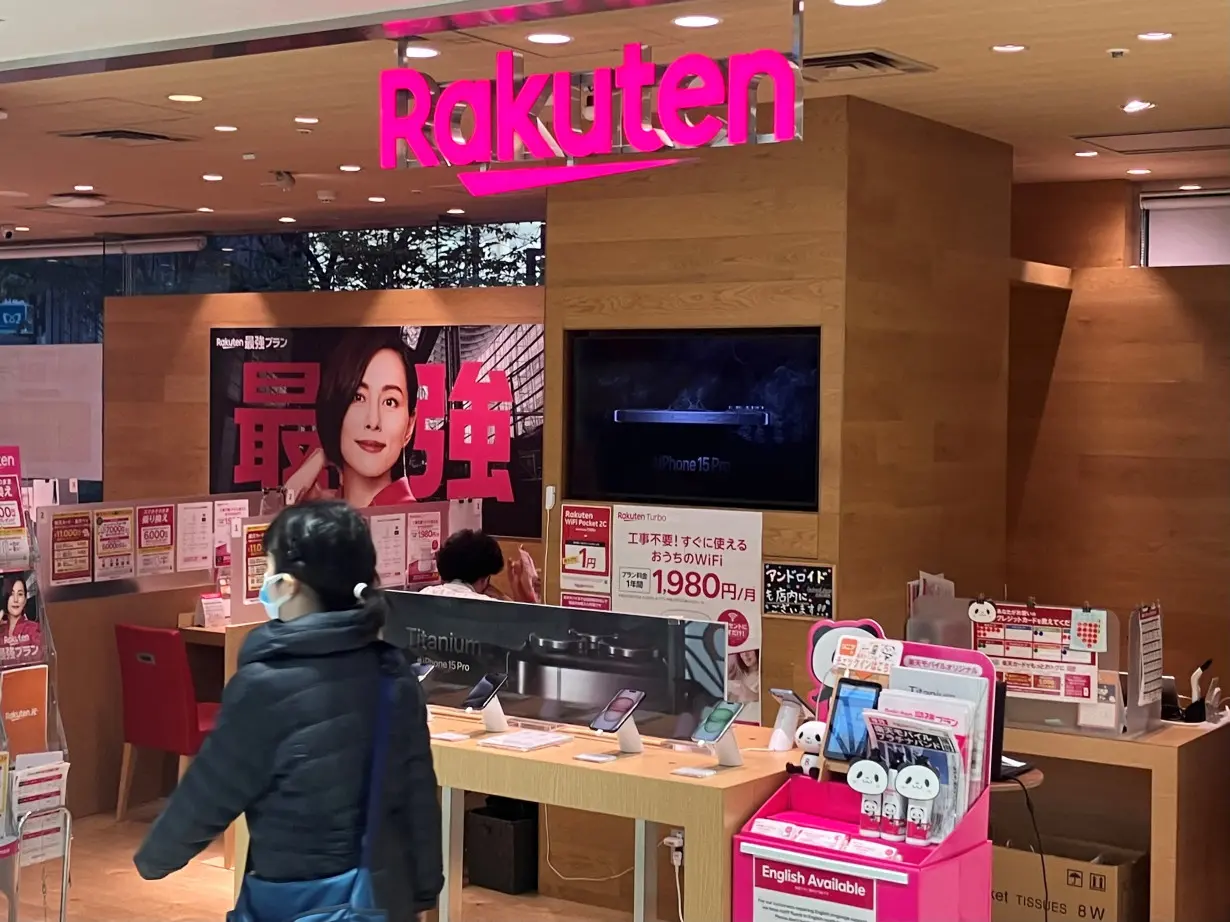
[435,529,505,585]
[1,575,33,622]
[264,500,386,629]
[316,329,419,476]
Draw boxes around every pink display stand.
[732,640,995,922]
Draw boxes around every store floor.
[25,803,631,921]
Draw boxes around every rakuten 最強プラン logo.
[378,43,801,195]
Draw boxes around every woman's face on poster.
[739,649,758,669]
[6,580,26,619]
[339,348,416,480]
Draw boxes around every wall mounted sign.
[379,42,804,195]
[763,562,834,618]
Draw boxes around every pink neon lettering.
[379,69,441,168]
[728,49,798,145]
[658,53,726,148]
[495,51,554,161]
[435,80,493,166]
[615,44,663,153]
[552,68,616,159]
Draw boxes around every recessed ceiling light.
[368,196,386,203]
[991,43,1027,53]
[339,164,362,172]
[197,207,214,213]
[1126,168,1152,175]
[167,94,203,103]
[73,184,94,192]
[401,45,439,59]
[831,0,884,6]
[294,116,319,125]
[278,216,297,223]
[672,15,721,27]
[1179,184,1202,191]
[526,32,572,44]
[1122,99,1156,113]
[446,208,466,215]
[202,174,223,182]
[221,247,234,252]
[1137,31,1173,41]
[214,125,238,132]
[1075,151,1099,158]
[14,226,29,232]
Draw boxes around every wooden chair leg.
[116,743,136,821]
[177,754,193,782]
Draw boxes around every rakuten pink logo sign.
[379,43,801,195]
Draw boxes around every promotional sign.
[242,523,270,602]
[405,511,442,587]
[93,507,136,582]
[752,858,875,922]
[383,591,727,742]
[212,499,250,569]
[560,591,612,611]
[1,664,48,756]
[48,511,92,586]
[135,504,176,577]
[559,503,611,602]
[0,447,28,573]
[209,326,543,538]
[0,571,44,669]
[379,44,803,195]
[611,504,762,720]
[370,513,408,589]
[764,563,834,618]
[175,501,215,572]
[971,601,1097,703]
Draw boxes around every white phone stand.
[712,729,744,768]
[768,702,803,751]
[481,695,510,733]
[616,716,644,754]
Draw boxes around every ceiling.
[0,0,1228,242]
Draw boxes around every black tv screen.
[566,328,820,512]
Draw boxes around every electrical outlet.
[671,828,684,843]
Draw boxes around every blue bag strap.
[360,671,396,870]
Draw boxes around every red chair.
[114,624,219,820]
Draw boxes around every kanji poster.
[242,523,270,601]
[559,503,611,601]
[971,601,1098,703]
[48,511,91,586]
[209,325,544,538]
[135,504,175,577]
[0,447,27,573]
[93,507,136,582]
[763,562,834,618]
[612,505,762,721]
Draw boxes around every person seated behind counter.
[419,529,539,603]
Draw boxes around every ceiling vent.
[56,128,189,145]
[1076,127,1230,155]
[801,49,935,81]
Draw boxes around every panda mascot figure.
[784,720,826,780]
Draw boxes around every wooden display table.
[234,716,787,922]
[1004,720,1230,922]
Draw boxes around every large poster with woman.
[210,325,544,538]
[1,572,44,669]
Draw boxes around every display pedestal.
[481,696,510,733]
[616,717,644,755]
[769,702,803,751]
[714,731,744,768]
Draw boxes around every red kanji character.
[445,361,513,501]
[242,362,319,405]
[233,408,315,488]
[662,535,675,547]
[409,363,447,499]
[714,537,726,550]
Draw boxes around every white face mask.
[258,572,291,620]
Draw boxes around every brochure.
[863,711,964,843]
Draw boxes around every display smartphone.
[822,678,881,762]
[410,662,436,683]
[590,688,647,733]
[692,701,745,745]
[462,672,508,712]
[769,688,814,718]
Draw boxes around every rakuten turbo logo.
[378,43,801,195]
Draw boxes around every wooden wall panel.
[1012,180,1140,269]
[1008,267,1230,676]
[838,99,1013,636]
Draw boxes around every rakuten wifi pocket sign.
[379,43,802,195]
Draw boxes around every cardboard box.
[992,836,1148,922]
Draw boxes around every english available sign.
[379,43,802,194]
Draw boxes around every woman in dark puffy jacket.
[135,500,442,921]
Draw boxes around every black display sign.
[763,562,834,618]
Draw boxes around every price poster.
[370,513,408,589]
[175,501,214,572]
[93,507,136,582]
[48,511,92,586]
[559,504,612,602]
[763,563,834,618]
[612,505,763,721]
[135,504,175,577]
[0,447,27,573]
[242,523,270,601]
[971,601,1097,703]
[405,511,442,587]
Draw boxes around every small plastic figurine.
[785,720,826,780]
[895,758,941,845]
[847,755,889,838]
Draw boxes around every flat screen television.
[566,328,821,512]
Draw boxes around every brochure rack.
[908,594,1161,737]
[732,641,995,922]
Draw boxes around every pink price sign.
[0,446,23,532]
